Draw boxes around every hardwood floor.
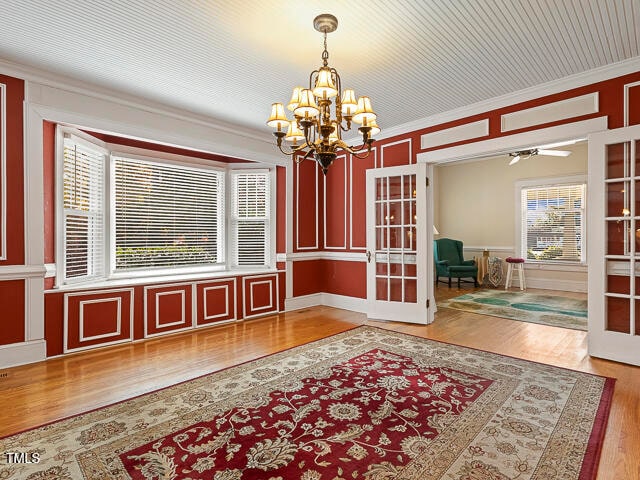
[1,286,638,479]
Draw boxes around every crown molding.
[0,57,283,161]
[374,56,640,142]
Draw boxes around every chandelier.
[267,14,380,175]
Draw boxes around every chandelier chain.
[322,31,329,66]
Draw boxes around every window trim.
[226,166,277,270]
[55,126,276,288]
[515,174,587,266]
[56,128,110,287]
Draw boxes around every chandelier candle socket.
[267,13,380,174]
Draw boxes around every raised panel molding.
[155,290,187,329]
[63,288,134,353]
[421,119,489,149]
[350,149,376,250]
[500,93,599,132]
[143,283,193,338]
[242,273,279,319]
[295,160,319,250]
[624,81,640,127]
[195,277,236,326]
[79,297,122,342]
[323,154,347,249]
[379,138,412,168]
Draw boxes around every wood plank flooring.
[0,286,638,479]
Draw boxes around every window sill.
[46,267,281,293]
[523,262,587,273]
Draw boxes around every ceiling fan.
[508,141,574,165]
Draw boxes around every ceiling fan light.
[353,96,376,125]
[509,154,521,166]
[293,89,320,118]
[313,67,338,99]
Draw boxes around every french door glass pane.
[374,173,418,304]
[606,296,630,333]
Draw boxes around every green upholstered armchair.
[434,238,478,288]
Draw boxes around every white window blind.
[521,183,585,263]
[231,171,270,266]
[63,137,105,281]
[114,157,224,271]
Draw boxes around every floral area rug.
[439,290,588,331]
[0,326,612,479]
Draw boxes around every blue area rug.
[438,290,587,330]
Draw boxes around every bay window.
[58,130,274,286]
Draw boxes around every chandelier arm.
[350,146,374,159]
[276,140,311,157]
[302,121,318,149]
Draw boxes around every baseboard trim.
[285,293,323,311]
[321,293,368,313]
[524,278,587,293]
[285,292,368,313]
[0,340,46,369]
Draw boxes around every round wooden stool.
[505,257,526,290]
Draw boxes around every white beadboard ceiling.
[0,0,639,147]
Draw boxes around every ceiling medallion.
[267,13,380,174]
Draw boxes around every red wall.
[290,71,640,300]
[0,74,25,346]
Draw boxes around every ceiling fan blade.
[508,155,521,165]
[537,149,571,157]
[536,139,583,150]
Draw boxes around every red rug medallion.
[121,349,492,478]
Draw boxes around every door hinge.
[426,177,429,187]
[426,299,430,308]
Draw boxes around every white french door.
[365,164,433,324]
[588,123,640,366]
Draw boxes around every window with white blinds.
[57,128,274,286]
[521,183,586,263]
[62,136,105,281]
[114,157,225,271]
[230,171,270,266]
